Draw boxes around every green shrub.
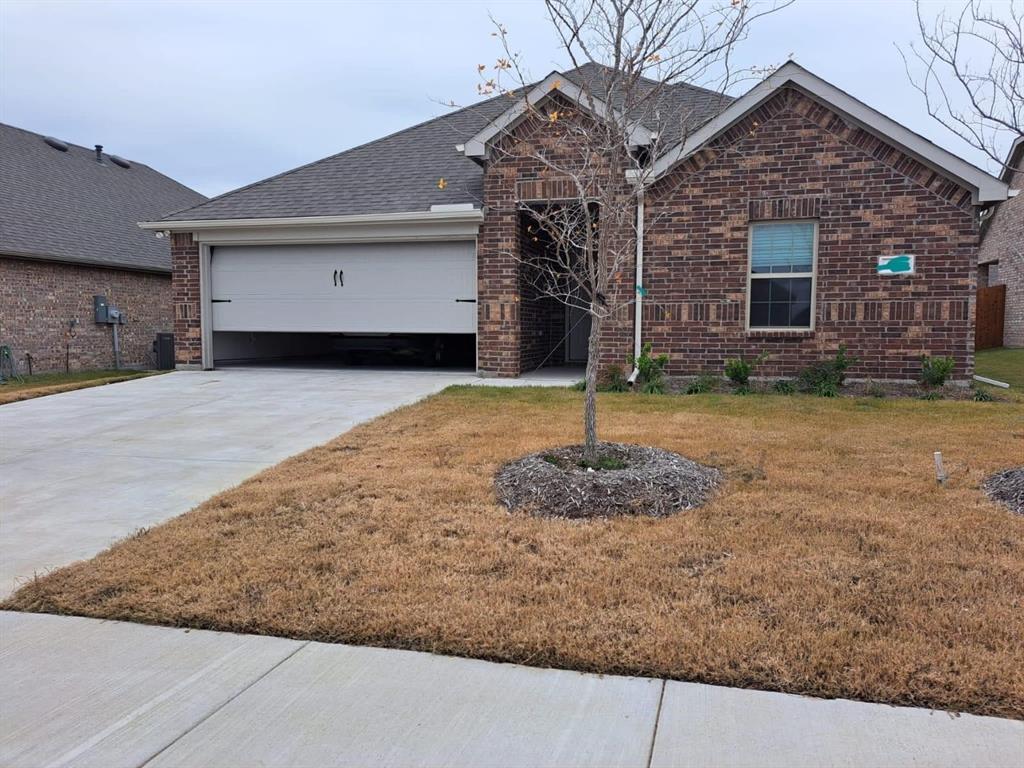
[972,386,995,402]
[817,380,839,398]
[570,379,586,391]
[724,352,767,386]
[733,384,751,396]
[598,364,629,393]
[628,343,669,395]
[797,345,857,397]
[685,373,718,395]
[772,379,796,395]
[919,390,942,401]
[577,455,628,471]
[919,355,955,388]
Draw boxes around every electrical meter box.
[93,295,109,323]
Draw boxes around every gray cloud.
[0,0,996,198]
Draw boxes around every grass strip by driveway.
[976,347,1024,391]
[0,369,160,405]
[5,387,1023,719]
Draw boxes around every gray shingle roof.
[0,123,206,272]
[163,63,731,223]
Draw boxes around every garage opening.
[209,242,477,369]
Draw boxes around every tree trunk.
[583,311,602,462]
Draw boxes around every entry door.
[566,305,592,363]
[210,242,476,334]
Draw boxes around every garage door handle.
[338,269,344,287]
[333,269,337,287]
[212,299,231,303]
[455,299,476,303]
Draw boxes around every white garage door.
[210,242,476,334]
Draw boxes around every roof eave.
[140,207,486,232]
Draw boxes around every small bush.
[570,380,586,391]
[773,379,796,395]
[919,390,942,401]
[866,381,887,398]
[598,364,629,393]
[920,355,955,388]
[817,380,839,398]
[797,345,858,397]
[724,352,767,386]
[686,373,719,395]
[577,455,629,471]
[628,343,669,395]
[973,387,995,402]
[733,384,751,396]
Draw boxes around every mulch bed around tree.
[983,467,1024,515]
[495,441,721,518]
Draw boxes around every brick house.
[146,62,1009,382]
[0,123,205,373]
[978,136,1024,347]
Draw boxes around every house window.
[748,221,817,329]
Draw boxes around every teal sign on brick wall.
[877,254,915,276]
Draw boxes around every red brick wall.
[0,256,171,373]
[642,87,979,382]
[170,232,202,366]
[477,99,635,377]
[979,162,1023,347]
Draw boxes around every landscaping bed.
[4,387,1023,719]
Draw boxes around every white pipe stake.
[933,451,948,485]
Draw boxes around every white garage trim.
[140,208,484,245]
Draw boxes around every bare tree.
[901,0,1023,173]
[470,0,789,461]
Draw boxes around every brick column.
[477,166,522,377]
[170,232,202,367]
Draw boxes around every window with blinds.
[748,221,817,329]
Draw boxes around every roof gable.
[640,62,1009,205]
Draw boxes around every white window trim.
[745,220,818,333]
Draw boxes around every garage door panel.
[210,242,476,334]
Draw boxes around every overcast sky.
[0,0,1004,199]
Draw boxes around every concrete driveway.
[0,367,472,597]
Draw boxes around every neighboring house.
[147,62,1010,381]
[0,123,205,373]
[978,136,1023,347]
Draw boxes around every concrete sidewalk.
[1,612,1020,768]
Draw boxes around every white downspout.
[628,189,645,384]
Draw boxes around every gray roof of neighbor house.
[0,123,206,273]
[161,62,732,223]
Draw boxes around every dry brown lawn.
[6,387,1023,718]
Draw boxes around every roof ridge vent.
[109,155,131,169]
[43,136,69,152]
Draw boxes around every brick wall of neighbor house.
[477,98,635,377]
[170,232,203,366]
[642,87,979,382]
[978,162,1023,347]
[0,257,171,373]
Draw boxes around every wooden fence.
[976,284,1006,350]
